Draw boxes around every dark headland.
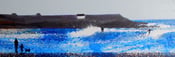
[0,13,146,28]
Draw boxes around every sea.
[1,19,175,54]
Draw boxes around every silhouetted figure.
[101,27,104,32]
[20,44,24,53]
[14,38,18,53]
[148,29,152,34]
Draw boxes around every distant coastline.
[0,13,146,28]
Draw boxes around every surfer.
[101,27,104,32]
[14,38,19,53]
[148,29,152,35]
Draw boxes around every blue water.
[1,19,175,53]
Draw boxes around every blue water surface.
[1,19,175,53]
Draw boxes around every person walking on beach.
[14,38,19,53]
[20,44,24,53]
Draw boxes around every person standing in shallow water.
[20,44,24,53]
[101,27,104,32]
[14,38,18,53]
[148,29,152,35]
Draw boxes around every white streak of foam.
[141,23,173,39]
[146,23,157,26]
[147,23,175,39]
[157,24,171,28]
[68,23,173,40]
[148,29,171,39]
[69,26,101,37]
[126,45,164,53]
[146,23,171,28]
[104,28,146,32]
[169,48,175,53]
[103,43,164,53]
[148,27,175,39]
[103,45,144,53]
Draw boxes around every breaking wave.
[68,26,101,37]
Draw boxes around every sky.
[0,0,175,19]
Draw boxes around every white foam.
[147,28,175,39]
[169,48,175,53]
[102,45,144,53]
[68,23,174,39]
[104,28,146,32]
[126,45,163,53]
[139,23,173,39]
[69,26,147,37]
[103,42,164,53]
[146,23,157,26]
[146,23,171,28]
[69,26,101,37]
[157,24,171,28]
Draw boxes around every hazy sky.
[0,0,175,19]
